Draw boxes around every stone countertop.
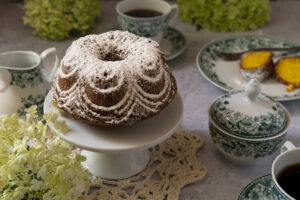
[1,1,300,199]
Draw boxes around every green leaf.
[23,0,101,40]
[177,0,270,32]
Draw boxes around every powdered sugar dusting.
[52,31,177,126]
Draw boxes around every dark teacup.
[272,141,300,200]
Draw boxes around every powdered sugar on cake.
[52,31,177,126]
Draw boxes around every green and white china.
[238,141,299,199]
[161,27,186,60]
[116,0,178,43]
[210,89,287,139]
[209,123,286,164]
[0,48,59,116]
[271,141,300,200]
[238,174,289,200]
[197,35,300,101]
[209,79,290,165]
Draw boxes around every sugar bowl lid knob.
[245,79,261,101]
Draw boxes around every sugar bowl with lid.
[208,79,290,165]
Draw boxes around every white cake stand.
[43,92,183,179]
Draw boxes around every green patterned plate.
[197,35,300,101]
[238,174,289,200]
[113,26,186,61]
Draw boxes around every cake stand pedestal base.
[82,149,150,179]
[44,91,183,180]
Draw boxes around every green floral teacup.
[116,0,178,43]
[0,48,59,116]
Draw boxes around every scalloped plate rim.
[196,35,300,101]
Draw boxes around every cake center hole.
[103,52,123,61]
[100,47,126,62]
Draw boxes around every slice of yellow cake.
[275,57,300,91]
[240,51,274,82]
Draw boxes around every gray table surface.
[1,1,300,200]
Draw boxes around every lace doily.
[87,129,207,200]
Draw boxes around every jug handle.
[0,70,11,93]
[40,47,59,83]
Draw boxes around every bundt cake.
[52,31,177,126]
[275,57,300,91]
[240,51,273,82]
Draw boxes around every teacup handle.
[281,141,296,153]
[168,4,179,24]
[40,47,59,83]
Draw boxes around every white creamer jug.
[0,48,58,116]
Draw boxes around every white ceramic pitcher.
[0,48,59,116]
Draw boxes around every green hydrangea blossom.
[23,0,101,40]
[0,106,89,200]
[177,0,270,32]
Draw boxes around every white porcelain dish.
[197,35,300,101]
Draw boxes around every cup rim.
[116,0,171,21]
[271,149,299,200]
[0,51,41,71]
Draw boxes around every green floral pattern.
[163,27,186,58]
[117,14,170,38]
[211,92,287,139]
[9,68,43,88]
[17,90,49,116]
[272,181,291,200]
[197,35,300,100]
[238,174,289,200]
[209,123,286,159]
